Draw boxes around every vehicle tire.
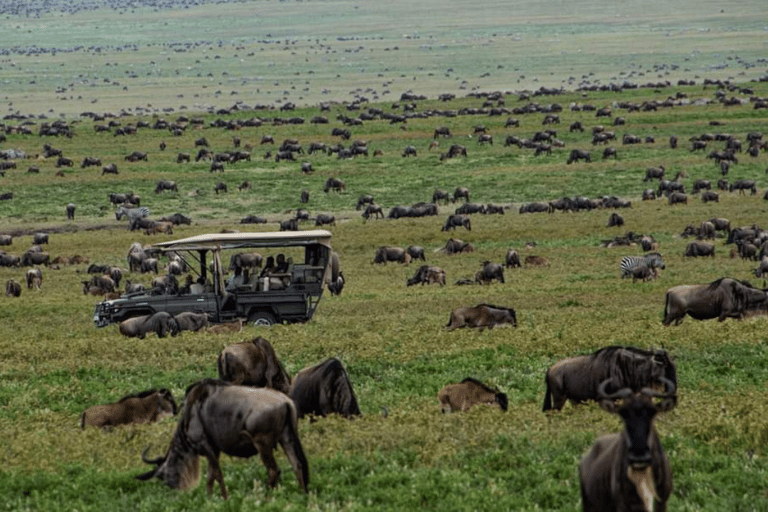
[249,310,276,326]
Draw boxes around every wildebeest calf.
[80,388,177,430]
[438,378,508,413]
[446,303,517,330]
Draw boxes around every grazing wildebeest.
[361,203,384,220]
[519,202,549,214]
[300,189,310,203]
[216,337,291,394]
[101,163,118,175]
[0,235,11,246]
[323,177,346,193]
[160,213,192,225]
[21,250,49,267]
[118,312,179,339]
[289,358,361,419]
[33,232,49,245]
[452,187,470,203]
[136,379,309,498]
[662,277,768,325]
[372,246,411,265]
[701,190,719,203]
[668,192,687,205]
[80,388,177,430]
[402,145,417,157]
[155,180,178,193]
[406,245,426,261]
[173,312,209,333]
[433,126,451,138]
[567,149,591,164]
[542,346,676,411]
[442,238,474,255]
[475,261,505,284]
[5,279,21,297]
[314,214,336,227]
[442,214,471,231]
[579,378,676,512]
[455,202,485,215]
[683,241,714,257]
[446,303,517,330]
[407,265,446,286]
[438,378,508,413]
[432,189,450,203]
[643,165,665,181]
[66,203,76,220]
[279,218,299,231]
[26,267,42,290]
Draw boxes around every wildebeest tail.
[281,401,309,492]
[79,411,86,430]
[216,352,229,381]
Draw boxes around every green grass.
[2,1,768,510]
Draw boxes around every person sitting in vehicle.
[274,253,290,273]
[225,267,248,291]
[259,256,275,278]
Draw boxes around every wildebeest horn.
[639,377,677,399]
[597,379,633,401]
[141,447,164,466]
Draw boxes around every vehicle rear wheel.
[249,311,276,326]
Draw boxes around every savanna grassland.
[2,1,768,511]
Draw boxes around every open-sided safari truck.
[93,230,335,327]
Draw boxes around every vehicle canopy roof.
[152,230,332,253]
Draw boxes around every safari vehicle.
[93,230,335,328]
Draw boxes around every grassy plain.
[1,1,768,511]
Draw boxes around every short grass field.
[2,1,768,511]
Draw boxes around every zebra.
[115,206,150,224]
[619,252,665,278]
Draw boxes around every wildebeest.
[5,279,21,297]
[524,255,549,267]
[567,149,591,164]
[315,213,336,227]
[26,267,42,290]
[361,203,384,220]
[80,388,177,430]
[446,303,517,330]
[155,180,178,193]
[579,378,676,512]
[288,358,361,419]
[372,246,411,265]
[66,203,76,220]
[452,187,470,203]
[442,238,475,255]
[136,379,309,498]
[662,277,768,325]
[542,346,677,411]
[606,212,624,227]
[475,261,504,284]
[406,245,426,261]
[433,126,451,138]
[173,312,209,333]
[0,235,11,246]
[216,337,291,394]
[160,213,192,226]
[33,232,49,245]
[442,214,471,231]
[505,249,521,268]
[118,312,179,339]
[455,202,485,215]
[407,265,446,286]
[21,250,49,267]
[683,241,715,257]
[438,378,508,413]
[323,177,346,193]
[519,202,549,214]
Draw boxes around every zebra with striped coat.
[619,252,665,279]
[116,206,150,227]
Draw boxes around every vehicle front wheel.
[249,311,276,326]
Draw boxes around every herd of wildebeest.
[2,74,768,509]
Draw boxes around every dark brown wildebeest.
[446,303,517,330]
[81,156,102,168]
[475,261,505,284]
[315,214,336,227]
[5,279,21,297]
[442,214,471,231]
[101,163,118,175]
[0,234,11,246]
[566,149,591,164]
[643,165,665,181]
[442,238,474,255]
[668,192,687,205]
[606,212,624,227]
[683,241,714,258]
[124,151,148,162]
[542,346,676,412]
[701,190,719,203]
[33,232,49,245]
[26,267,42,290]
[80,388,177,430]
[579,378,676,512]
[402,145,417,157]
[173,312,209,333]
[240,215,267,224]
[176,152,191,163]
[662,277,768,325]
[433,126,451,138]
[160,213,192,225]
[438,378,508,413]
[21,250,49,267]
[406,245,426,261]
[452,187,470,203]
[136,379,309,498]
[279,218,299,231]
[323,177,346,193]
[155,180,178,193]
[407,265,446,286]
[229,252,263,273]
[455,202,485,215]
[66,203,76,220]
[505,249,521,268]
[118,312,179,339]
[519,202,549,214]
[630,264,659,283]
[355,194,374,210]
[372,246,411,265]
[361,203,384,220]
[216,337,291,394]
[214,182,227,194]
[432,189,450,203]
[729,179,757,195]
[289,358,361,419]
